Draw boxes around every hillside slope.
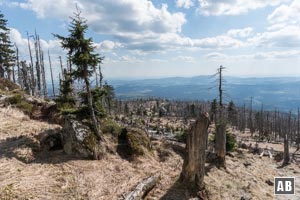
[0,107,299,199]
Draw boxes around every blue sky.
[1,0,300,80]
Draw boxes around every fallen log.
[125,174,160,200]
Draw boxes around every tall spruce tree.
[0,11,15,80]
[54,10,104,139]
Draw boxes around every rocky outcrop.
[62,116,105,159]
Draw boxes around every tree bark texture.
[125,174,159,200]
[180,113,210,190]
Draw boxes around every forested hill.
[109,76,300,111]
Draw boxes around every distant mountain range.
[109,76,300,112]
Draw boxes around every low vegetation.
[7,94,33,115]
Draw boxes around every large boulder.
[62,116,105,159]
[117,127,151,159]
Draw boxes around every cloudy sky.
[1,0,300,79]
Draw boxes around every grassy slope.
[0,106,300,199]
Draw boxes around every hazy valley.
[111,76,300,111]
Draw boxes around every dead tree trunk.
[215,65,226,168]
[27,32,35,96]
[12,64,15,83]
[283,133,290,165]
[180,113,210,191]
[125,174,160,200]
[283,113,291,166]
[250,96,254,136]
[58,73,62,96]
[99,65,103,88]
[95,67,99,88]
[59,56,64,80]
[48,51,55,97]
[34,31,41,96]
[15,44,22,89]
[296,107,300,150]
[20,61,30,94]
[37,35,47,97]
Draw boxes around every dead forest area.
[1,78,300,200]
[1,9,300,200]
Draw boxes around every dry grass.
[1,107,300,200]
[0,107,60,140]
[0,107,183,200]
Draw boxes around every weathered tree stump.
[180,113,210,191]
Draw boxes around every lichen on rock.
[62,115,105,159]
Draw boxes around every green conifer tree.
[0,11,15,80]
[54,10,104,139]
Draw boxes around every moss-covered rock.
[117,127,151,159]
[62,116,105,159]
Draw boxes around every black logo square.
[274,177,295,195]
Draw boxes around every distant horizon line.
[104,75,300,81]
[47,75,300,82]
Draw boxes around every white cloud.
[176,0,195,9]
[175,56,196,63]
[193,35,245,49]
[248,25,300,48]
[242,1,300,48]
[268,0,300,27]
[119,55,143,63]
[197,0,290,16]
[11,0,250,52]
[149,58,167,63]
[96,40,122,51]
[12,0,193,52]
[136,33,245,51]
[227,27,253,38]
[205,50,300,61]
[251,51,300,60]
[13,0,186,35]
[205,52,228,61]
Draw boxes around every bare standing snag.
[180,113,210,191]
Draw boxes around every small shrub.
[210,128,237,152]
[226,130,237,152]
[18,101,33,115]
[7,94,33,115]
[175,129,188,143]
[7,94,22,104]
[101,119,122,136]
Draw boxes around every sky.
[1,0,300,80]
